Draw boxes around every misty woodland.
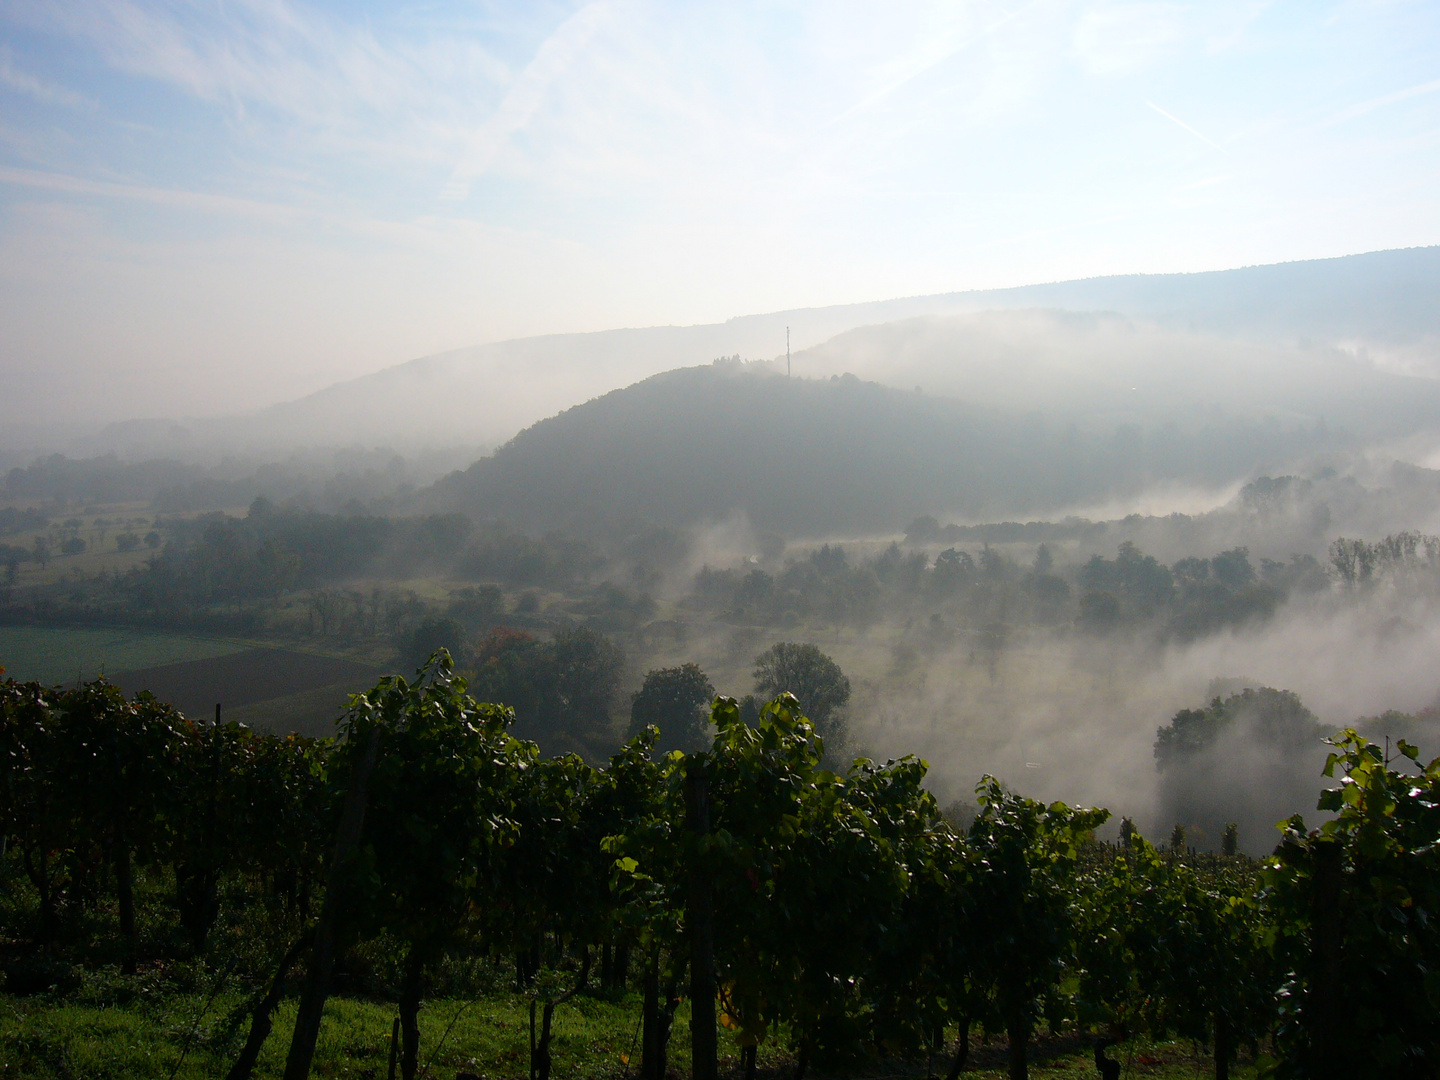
[4,2,1440,1070]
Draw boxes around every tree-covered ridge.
[3,663,1438,1079]
[429,363,1340,534]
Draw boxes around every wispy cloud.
[0,161,570,257]
[441,1,614,201]
[0,47,92,108]
[1073,2,1186,76]
[19,0,510,163]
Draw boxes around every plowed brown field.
[110,648,384,734]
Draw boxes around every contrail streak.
[1329,77,1440,125]
[1146,100,1225,153]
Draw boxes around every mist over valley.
[5,249,1440,855]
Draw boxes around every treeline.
[5,454,204,507]
[3,664,1437,1079]
[688,537,1336,643]
[1329,530,1440,587]
[3,449,462,516]
[7,486,1440,710]
[1,501,611,634]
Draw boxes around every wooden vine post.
[686,753,718,1080]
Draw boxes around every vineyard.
[1,657,1437,1079]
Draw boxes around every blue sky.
[2,0,1439,421]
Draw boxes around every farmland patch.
[109,647,384,731]
[0,625,246,685]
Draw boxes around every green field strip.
[0,626,251,686]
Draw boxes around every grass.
[0,987,665,1080]
[0,626,250,686]
[0,983,1257,1080]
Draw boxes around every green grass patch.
[0,986,1258,1080]
[0,626,249,685]
[0,989,656,1080]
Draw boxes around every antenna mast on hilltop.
[787,326,791,378]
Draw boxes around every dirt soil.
[109,647,383,725]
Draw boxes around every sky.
[1,0,1439,424]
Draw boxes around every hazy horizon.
[4,2,1440,428]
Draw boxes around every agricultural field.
[109,647,383,734]
[0,627,384,733]
[0,625,248,686]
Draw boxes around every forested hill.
[427,363,1336,536]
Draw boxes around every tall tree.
[751,643,850,745]
[628,664,715,753]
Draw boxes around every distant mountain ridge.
[39,246,1440,464]
[791,308,1440,438]
[244,246,1440,448]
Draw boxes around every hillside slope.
[426,363,1364,535]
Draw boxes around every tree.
[1154,688,1326,850]
[1077,590,1120,633]
[1209,547,1256,589]
[751,643,850,745]
[169,722,329,954]
[931,548,975,595]
[529,626,622,753]
[0,679,69,943]
[446,584,504,630]
[1080,543,1173,614]
[471,626,624,755]
[1328,537,1374,589]
[1032,543,1053,575]
[1074,832,1272,1080]
[1,545,23,583]
[471,627,544,714]
[603,730,689,1080]
[399,616,466,673]
[54,683,189,971]
[628,664,715,753]
[357,656,527,1080]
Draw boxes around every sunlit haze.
[2,0,1439,424]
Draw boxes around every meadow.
[0,625,248,686]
